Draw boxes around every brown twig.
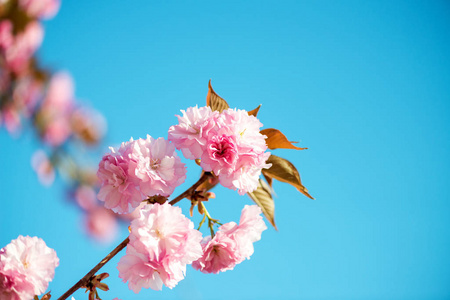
[169,172,212,205]
[57,237,129,300]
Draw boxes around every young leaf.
[248,104,262,117]
[247,179,277,229]
[206,80,229,113]
[261,128,307,150]
[262,154,314,199]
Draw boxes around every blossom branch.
[169,172,213,205]
[57,172,212,299]
[57,237,129,300]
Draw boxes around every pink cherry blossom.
[169,106,271,194]
[118,203,203,292]
[128,136,186,197]
[201,108,271,195]
[237,205,267,243]
[202,134,239,174]
[223,205,267,259]
[117,241,183,292]
[19,0,60,19]
[193,205,266,274]
[0,236,59,299]
[168,106,218,159]
[191,231,242,274]
[0,268,34,300]
[97,140,144,214]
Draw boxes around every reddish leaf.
[248,104,262,117]
[261,128,307,150]
[247,179,277,229]
[206,80,229,113]
[262,154,314,199]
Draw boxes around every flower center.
[155,228,164,239]
[209,135,237,165]
[22,260,29,269]
[150,158,160,170]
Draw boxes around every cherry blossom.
[118,203,203,292]
[0,236,59,299]
[193,205,266,273]
[97,140,143,214]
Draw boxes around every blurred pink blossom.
[0,236,59,299]
[71,106,107,145]
[117,203,203,292]
[1,21,43,74]
[31,150,55,186]
[39,72,74,146]
[0,69,10,95]
[13,77,42,117]
[85,208,118,243]
[74,185,97,210]
[0,20,13,50]
[19,0,60,19]
[1,104,21,135]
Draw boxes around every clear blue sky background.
[1,1,450,299]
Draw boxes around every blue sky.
[1,1,450,299]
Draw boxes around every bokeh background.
[1,1,450,299]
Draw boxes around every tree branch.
[57,237,129,300]
[169,172,212,205]
[57,172,213,299]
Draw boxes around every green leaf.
[261,128,307,150]
[206,80,229,113]
[262,154,314,199]
[248,179,277,229]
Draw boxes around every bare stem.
[57,237,129,300]
[169,172,212,205]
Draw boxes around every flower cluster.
[193,205,267,274]
[117,203,266,292]
[97,136,187,214]
[0,235,59,300]
[117,203,203,292]
[168,106,271,195]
